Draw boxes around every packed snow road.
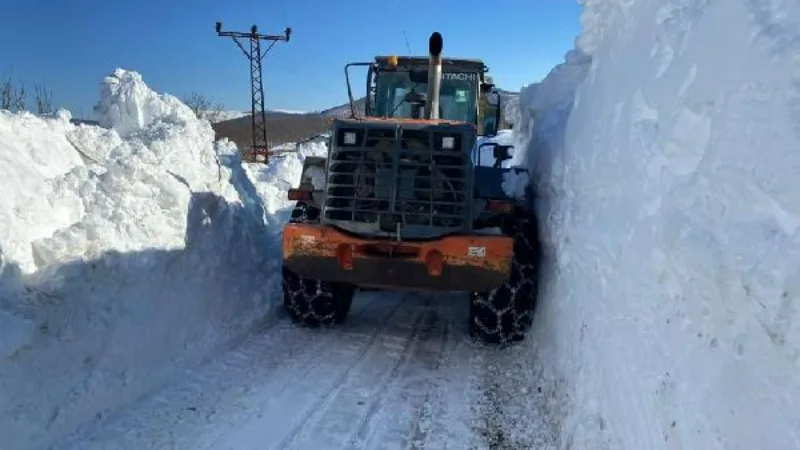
[52,292,558,450]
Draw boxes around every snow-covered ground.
[53,294,557,450]
[515,0,800,448]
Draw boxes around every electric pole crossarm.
[230,38,250,60]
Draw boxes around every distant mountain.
[317,97,366,118]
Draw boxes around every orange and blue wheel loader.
[281,32,540,344]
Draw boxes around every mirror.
[476,142,498,166]
[493,145,513,162]
[475,142,514,167]
[481,75,496,93]
[480,90,502,136]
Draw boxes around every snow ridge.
[517,0,800,448]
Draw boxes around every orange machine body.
[282,223,514,292]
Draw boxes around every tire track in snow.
[351,300,455,450]
[338,308,436,449]
[401,319,451,450]
[286,294,473,450]
[274,297,428,449]
[205,292,412,449]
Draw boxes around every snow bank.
[242,141,328,222]
[0,110,87,274]
[517,0,800,448]
[0,69,310,449]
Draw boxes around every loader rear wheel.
[468,220,540,345]
[289,201,319,222]
[282,267,356,326]
[282,201,355,326]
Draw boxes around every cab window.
[373,70,478,124]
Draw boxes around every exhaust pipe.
[426,32,443,120]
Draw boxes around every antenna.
[215,22,291,164]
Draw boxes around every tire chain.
[282,202,344,327]
[469,221,540,344]
[282,267,343,326]
[290,202,317,222]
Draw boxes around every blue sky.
[0,0,581,117]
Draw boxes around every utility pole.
[215,21,291,164]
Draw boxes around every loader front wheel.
[468,219,540,345]
[282,266,356,327]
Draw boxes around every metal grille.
[322,124,472,238]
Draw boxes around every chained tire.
[282,267,356,326]
[289,201,318,222]
[469,219,540,344]
[282,201,356,327]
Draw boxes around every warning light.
[387,55,398,69]
[487,200,513,214]
[288,188,312,201]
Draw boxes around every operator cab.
[359,56,502,136]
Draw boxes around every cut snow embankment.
[516,0,800,448]
[0,69,314,449]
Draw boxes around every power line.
[215,22,291,164]
[402,30,412,55]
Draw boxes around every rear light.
[486,200,513,214]
[336,244,353,270]
[288,188,312,201]
[425,250,444,277]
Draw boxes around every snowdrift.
[516,0,800,448]
[0,69,321,449]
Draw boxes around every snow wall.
[0,69,323,449]
[516,0,800,448]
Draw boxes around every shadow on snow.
[0,161,284,449]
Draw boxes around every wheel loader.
[281,32,540,344]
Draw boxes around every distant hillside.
[212,112,331,151]
[210,90,519,152]
[208,109,309,123]
[318,97,366,118]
